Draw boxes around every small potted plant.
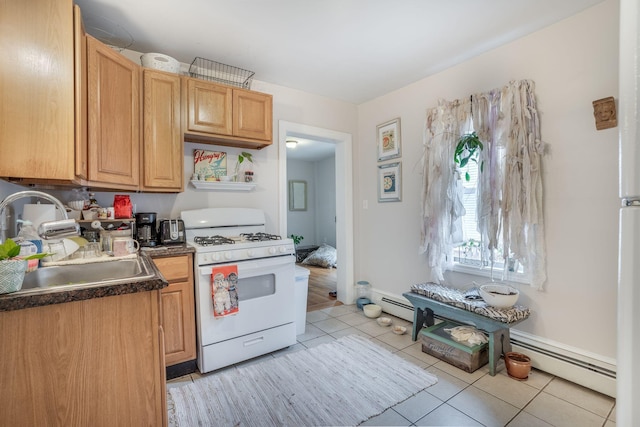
[290,234,304,246]
[454,132,484,181]
[0,238,49,294]
[234,151,254,182]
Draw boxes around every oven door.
[195,254,296,347]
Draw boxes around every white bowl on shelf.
[479,284,519,308]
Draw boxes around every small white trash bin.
[294,265,310,335]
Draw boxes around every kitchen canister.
[140,53,181,74]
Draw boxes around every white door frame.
[278,120,355,304]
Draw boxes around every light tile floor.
[168,305,617,426]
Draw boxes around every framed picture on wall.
[289,180,308,211]
[377,117,401,161]
[378,162,401,202]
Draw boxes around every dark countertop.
[0,253,168,313]
[141,244,195,258]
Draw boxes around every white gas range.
[181,208,297,373]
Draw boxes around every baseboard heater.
[376,293,616,398]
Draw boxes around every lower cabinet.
[154,253,196,366]
[0,291,167,426]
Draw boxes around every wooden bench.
[403,290,530,376]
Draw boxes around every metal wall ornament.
[378,162,402,202]
[377,118,401,161]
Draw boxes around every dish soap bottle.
[16,219,42,271]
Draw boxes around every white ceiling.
[286,137,336,162]
[76,0,604,105]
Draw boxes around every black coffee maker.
[135,212,158,247]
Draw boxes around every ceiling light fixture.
[286,139,298,148]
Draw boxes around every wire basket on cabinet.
[189,57,254,89]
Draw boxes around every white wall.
[315,156,337,247]
[356,0,619,362]
[286,155,337,248]
[287,159,317,244]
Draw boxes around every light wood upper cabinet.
[74,4,88,180]
[183,76,273,149]
[154,254,196,366]
[86,35,140,190]
[0,0,75,181]
[185,78,233,135]
[142,69,183,192]
[233,88,273,141]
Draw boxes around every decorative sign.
[194,150,227,180]
[592,97,617,131]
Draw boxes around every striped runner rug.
[168,334,438,426]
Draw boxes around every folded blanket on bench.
[410,282,530,324]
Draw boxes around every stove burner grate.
[194,235,236,246]
[240,232,282,241]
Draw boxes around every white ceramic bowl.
[68,200,85,211]
[363,304,382,318]
[479,284,519,308]
[392,326,407,335]
[376,316,392,327]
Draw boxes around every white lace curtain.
[420,80,547,290]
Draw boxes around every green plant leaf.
[0,239,21,261]
[465,171,470,181]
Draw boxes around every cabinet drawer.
[154,255,191,282]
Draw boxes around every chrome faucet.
[0,190,80,243]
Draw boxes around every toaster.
[158,219,185,245]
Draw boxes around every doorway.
[278,121,354,304]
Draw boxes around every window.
[453,145,525,279]
[421,80,546,289]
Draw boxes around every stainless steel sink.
[19,257,155,293]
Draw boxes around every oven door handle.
[197,255,295,276]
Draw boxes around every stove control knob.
[279,246,287,253]
[247,249,255,257]
[212,253,221,262]
[224,252,233,260]
[268,247,277,255]
[201,254,209,263]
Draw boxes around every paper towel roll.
[22,204,56,231]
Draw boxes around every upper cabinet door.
[73,5,88,180]
[185,78,233,135]
[142,69,183,192]
[233,89,273,141]
[0,0,75,181]
[87,36,140,189]
[183,77,273,149]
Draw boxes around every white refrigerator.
[618,0,640,424]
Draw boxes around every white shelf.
[190,180,256,191]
